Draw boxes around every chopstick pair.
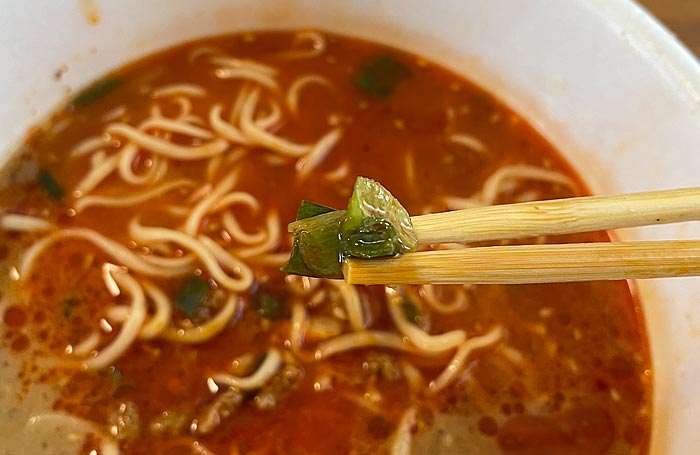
[343,187,700,285]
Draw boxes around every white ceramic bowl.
[2,1,699,453]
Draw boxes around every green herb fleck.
[38,169,64,201]
[71,77,123,107]
[62,297,79,318]
[254,292,288,320]
[176,276,209,317]
[354,56,411,98]
[402,301,421,324]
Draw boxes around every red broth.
[0,31,651,455]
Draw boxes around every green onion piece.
[71,77,123,107]
[283,177,416,278]
[402,301,421,324]
[38,169,64,201]
[282,238,317,278]
[288,209,347,235]
[176,276,209,317]
[341,217,401,259]
[353,56,411,98]
[62,297,79,318]
[291,210,346,279]
[342,176,416,255]
[295,200,336,220]
[284,207,346,278]
[254,292,288,320]
[296,229,343,279]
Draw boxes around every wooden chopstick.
[411,187,700,244]
[344,240,700,285]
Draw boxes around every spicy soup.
[0,30,650,455]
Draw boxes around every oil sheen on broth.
[0,31,651,455]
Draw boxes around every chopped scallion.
[254,292,288,320]
[342,176,417,254]
[71,77,123,107]
[62,297,79,318]
[354,56,411,98]
[282,239,318,278]
[295,200,336,220]
[342,217,401,259]
[402,301,421,324]
[283,203,345,278]
[176,276,209,317]
[283,177,416,279]
[38,169,64,201]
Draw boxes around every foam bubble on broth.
[0,30,651,455]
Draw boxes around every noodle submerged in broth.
[0,31,651,455]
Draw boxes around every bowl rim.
[1,1,700,454]
[594,0,700,102]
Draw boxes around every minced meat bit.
[254,364,304,411]
[195,387,244,435]
[362,353,402,381]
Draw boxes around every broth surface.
[0,31,651,455]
